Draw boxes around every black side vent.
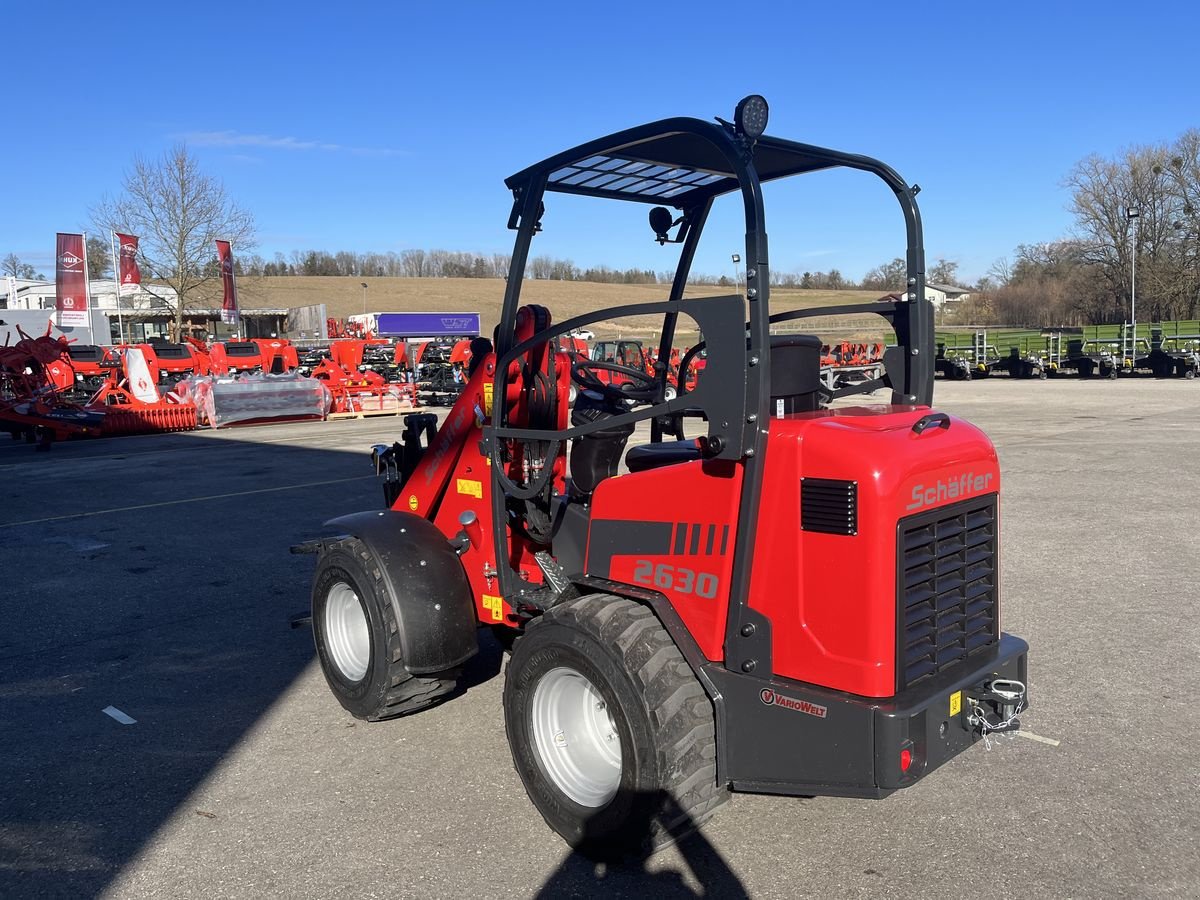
[801,478,858,535]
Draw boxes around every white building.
[925,281,973,310]
[1,278,177,312]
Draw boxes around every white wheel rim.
[664,385,677,401]
[324,582,371,682]
[531,667,622,807]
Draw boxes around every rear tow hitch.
[964,678,1027,746]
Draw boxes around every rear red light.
[899,748,913,772]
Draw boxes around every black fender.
[324,510,478,674]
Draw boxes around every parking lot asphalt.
[1,377,1198,899]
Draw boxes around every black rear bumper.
[874,633,1028,791]
[706,633,1029,798]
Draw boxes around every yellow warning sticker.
[949,690,962,717]
[483,382,494,416]
[482,594,504,622]
[407,495,418,511]
[457,478,482,499]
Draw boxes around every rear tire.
[503,595,726,857]
[312,538,460,720]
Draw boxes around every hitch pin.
[988,678,1026,703]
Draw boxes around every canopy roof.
[505,117,885,208]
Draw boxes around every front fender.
[324,510,478,674]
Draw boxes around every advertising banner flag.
[55,232,89,326]
[116,233,141,295]
[216,239,239,326]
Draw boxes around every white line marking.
[0,475,373,529]
[102,706,137,725]
[1014,729,1060,747]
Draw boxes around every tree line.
[200,247,970,292]
[952,129,1200,326]
[16,129,1198,330]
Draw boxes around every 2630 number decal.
[632,561,719,598]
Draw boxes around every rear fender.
[324,510,478,674]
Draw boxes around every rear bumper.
[708,633,1029,798]
[874,633,1029,791]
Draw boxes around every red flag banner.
[216,239,240,326]
[116,233,141,294]
[55,232,89,326]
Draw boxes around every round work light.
[735,95,769,139]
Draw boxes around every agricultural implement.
[179,372,332,427]
[310,346,419,415]
[0,322,196,445]
[818,340,887,390]
[106,340,214,392]
[253,338,300,375]
[299,95,1029,855]
[935,330,1047,379]
[210,340,264,375]
[1148,321,1200,378]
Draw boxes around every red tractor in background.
[587,339,702,401]
[299,96,1029,856]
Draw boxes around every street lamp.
[731,253,741,296]
[360,281,368,316]
[1127,207,1139,367]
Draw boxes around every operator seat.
[624,334,823,474]
[569,390,635,494]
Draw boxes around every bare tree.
[86,235,112,279]
[861,256,906,291]
[929,257,960,285]
[92,145,255,335]
[400,249,426,277]
[986,256,1012,288]
[2,253,41,279]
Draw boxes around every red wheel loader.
[298,96,1030,856]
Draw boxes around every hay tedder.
[0,322,196,446]
[299,96,1030,855]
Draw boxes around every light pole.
[1127,207,1139,367]
[360,281,368,316]
[731,253,741,295]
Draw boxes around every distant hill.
[232,276,890,340]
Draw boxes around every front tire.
[503,595,727,857]
[312,538,460,720]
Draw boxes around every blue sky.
[5,1,1198,286]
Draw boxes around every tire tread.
[316,538,459,722]
[523,594,727,849]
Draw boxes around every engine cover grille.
[897,494,998,690]
[801,478,857,536]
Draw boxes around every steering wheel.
[571,358,659,402]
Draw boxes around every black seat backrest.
[769,334,822,416]
[569,393,634,495]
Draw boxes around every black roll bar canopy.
[499,114,932,405]
[486,100,933,628]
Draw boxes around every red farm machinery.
[297,96,1030,856]
[1,322,197,446]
